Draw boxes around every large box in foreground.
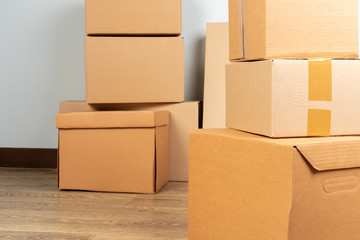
[86,0,182,35]
[203,22,229,128]
[228,0,358,61]
[189,128,360,240]
[226,59,360,138]
[85,36,184,104]
[56,111,169,193]
[59,101,199,181]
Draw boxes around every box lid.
[56,111,169,129]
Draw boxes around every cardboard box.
[56,111,169,193]
[189,128,360,240]
[229,0,359,61]
[203,23,229,128]
[59,101,200,181]
[86,0,182,35]
[85,36,184,104]
[226,59,360,138]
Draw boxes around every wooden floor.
[0,168,188,239]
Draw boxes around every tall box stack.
[56,0,195,194]
[85,0,184,103]
[189,0,360,239]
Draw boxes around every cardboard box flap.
[56,111,169,129]
[295,140,360,171]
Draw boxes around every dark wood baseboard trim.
[0,148,57,168]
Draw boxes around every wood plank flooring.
[0,168,188,239]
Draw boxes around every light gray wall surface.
[0,0,227,148]
[0,1,359,148]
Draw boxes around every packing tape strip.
[308,59,332,101]
[307,59,332,136]
[307,109,331,137]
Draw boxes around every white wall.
[0,0,228,148]
[0,1,359,149]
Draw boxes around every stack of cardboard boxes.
[190,0,360,239]
[56,0,199,194]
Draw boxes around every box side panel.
[203,22,229,129]
[273,59,360,137]
[266,0,358,59]
[155,125,169,192]
[189,131,292,240]
[85,37,184,103]
[225,61,273,137]
[331,60,360,136]
[244,0,266,60]
[272,60,309,137]
[289,150,360,240]
[228,0,243,60]
[86,0,182,35]
[58,128,155,193]
[165,102,199,181]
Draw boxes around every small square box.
[56,110,169,193]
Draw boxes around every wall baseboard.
[0,148,57,168]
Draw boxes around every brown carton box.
[59,101,199,181]
[189,128,360,240]
[85,36,184,104]
[203,22,229,128]
[226,59,360,138]
[56,111,169,193]
[86,0,182,35]
[229,0,359,61]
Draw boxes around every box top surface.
[191,128,360,171]
[56,111,169,129]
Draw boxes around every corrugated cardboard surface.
[189,128,360,239]
[228,1,243,60]
[57,111,169,193]
[86,0,182,35]
[203,23,229,129]
[226,59,360,138]
[229,0,359,61]
[59,101,200,181]
[85,37,184,104]
[226,60,273,137]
